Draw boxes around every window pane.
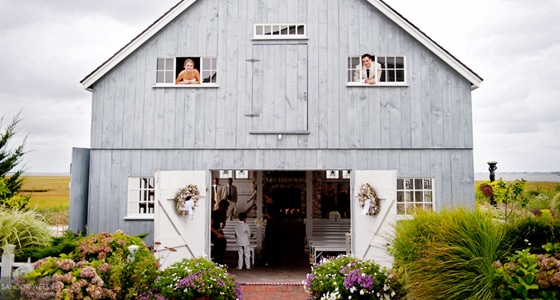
[415,191,423,202]
[256,25,263,35]
[397,203,405,214]
[273,25,280,35]
[396,57,404,68]
[425,191,433,202]
[165,58,173,68]
[396,70,405,82]
[414,179,422,189]
[397,179,404,189]
[165,71,173,83]
[156,71,164,83]
[397,191,404,202]
[157,58,165,70]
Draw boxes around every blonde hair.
[184,59,195,67]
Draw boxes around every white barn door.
[352,170,397,269]
[154,170,208,269]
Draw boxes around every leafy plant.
[12,230,159,299]
[140,256,242,300]
[494,245,560,299]
[303,255,400,299]
[503,214,560,255]
[477,179,528,223]
[390,208,508,300]
[17,230,80,261]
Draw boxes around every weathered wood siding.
[83,0,475,237]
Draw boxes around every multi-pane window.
[156,58,174,84]
[254,23,307,39]
[127,177,155,215]
[397,178,434,215]
[347,55,406,85]
[218,170,251,179]
[155,57,217,84]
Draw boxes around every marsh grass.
[392,209,508,300]
[20,176,70,209]
[19,176,69,225]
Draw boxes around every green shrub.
[17,230,80,261]
[503,213,560,256]
[0,207,51,256]
[140,256,241,300]
[303,255,401,299]
[494,245,560,299]
[391,208,508,300]
[12,230,159,300]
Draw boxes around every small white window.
[347,54,406,86]
[254,23,307,39]
[127,177,155,216]
[397,178,434,216]
[155,56,217,85]
[156,58,174,84]
[235,170,249,179]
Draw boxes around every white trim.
[366,0,482,89]
[153,84,220,88]
[346,82,409,87]
[253,23,307,40]
[81,0,199,89]
[81,0,481,90]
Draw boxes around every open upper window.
[347,55,406,86]
[155,56,217,86]
[253,23,307,40]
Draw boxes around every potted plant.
[329,211,341,221]
[303,255,399,300]
[140,257,242,300]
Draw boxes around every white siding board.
[133,48,147,148]
[430,61,444,148]
[122,55,137,148]
[420,51,432,148]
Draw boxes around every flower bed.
[303,255,399,299]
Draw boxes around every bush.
[390,208,508,300]
[16,230,80,261]
[140,257,242,300]
[494,244,560,299]
[303,255,400,299]
[503,213,560,255]
[12,230,159,300]
[0,207,52,256]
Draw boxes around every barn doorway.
[212,170,351,276]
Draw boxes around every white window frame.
[126,177,155,219]
[347,55,408,87]
[397,178,434,217]
[154,56,218,87]
[253,23,307,40]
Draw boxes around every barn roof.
[80,0,483,90]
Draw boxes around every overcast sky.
[1,0,559,174]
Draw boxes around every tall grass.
[0,207,52,256]
[391,209,509,300]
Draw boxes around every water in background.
[475,172,560,182]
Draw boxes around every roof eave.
[80,0,196,90]
[369,0,483,90]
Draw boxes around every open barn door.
[352,170,397,269]
[154,170,208,269]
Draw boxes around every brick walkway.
[241,283,309,300]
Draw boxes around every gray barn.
[70,0,482,266]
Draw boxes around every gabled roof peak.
[81,0,482,90]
